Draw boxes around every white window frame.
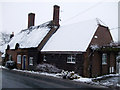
[111,67,114,73]
[67,55,76,64]
[109,67,114,73]
[29,57,33,66]
[102,53,107,65]
[17,55,21,64]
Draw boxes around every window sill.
[17,63,21,64]
[67,62,75,64]
[102,63,107,65]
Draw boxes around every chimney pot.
[28,13,35,28]
[10,32,14,39]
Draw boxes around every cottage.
[5,5,60,70]
[5,5,119,77]
[41,18,119,77]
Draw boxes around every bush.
[35,63,62,73]
[5,60,16,69]
[61,70,80,80]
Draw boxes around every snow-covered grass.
[92,73,120,81]
[117,84,120,87]
[73,77,92,83]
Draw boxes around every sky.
[0,0,119,41]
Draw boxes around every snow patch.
[90,44,99,50]
[74,77,92,83]
[117,84,120,87]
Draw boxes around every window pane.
[17,55,21,64]
[43,55,46,61]
[9,55,12,60]
[67,55,76,64]
[102,53,107,65]
[29,57,33,65]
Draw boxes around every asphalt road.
[2,69,106,89]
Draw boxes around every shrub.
[35,63,62,73]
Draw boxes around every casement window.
[17,55,21,64]
[29,57,33,65]
[67,55,76,64]
[102,53,107,65]
[43,55,46,61]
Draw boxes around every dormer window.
[15,43,19,49]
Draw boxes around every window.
[109,67,114,73]
[9,55,12,61]
[43,55,46,61]
[17,55,21,64]
[67,55,76,64]
[29,57,33,65]
[102,53,107,65]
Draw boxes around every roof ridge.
[62,18,108,28]
[20,20,52,33]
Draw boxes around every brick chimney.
[53,5,60,26]
[28,13,35,28]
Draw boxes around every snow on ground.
[1,65,120,88]
[73,77,92,83]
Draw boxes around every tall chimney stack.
[28,13,35,28]
[53,5,60,26]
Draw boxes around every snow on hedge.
[35,63,62,73]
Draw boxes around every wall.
[6,49,28,69]
[91,51,102,77]
[27,49,40,70]
[0,52,2,65]
[41,52,84,76]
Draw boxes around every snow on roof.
[42,19,107,52]
[8,21,51,49]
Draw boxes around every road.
[2,69,106,89]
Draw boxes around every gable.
[89,25,113,47]
[8,21,51,49]
[42,19,106,52]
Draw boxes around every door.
[22,55,26,69]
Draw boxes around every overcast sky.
[0,0,119,41]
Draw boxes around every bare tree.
[0,32,11,46]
